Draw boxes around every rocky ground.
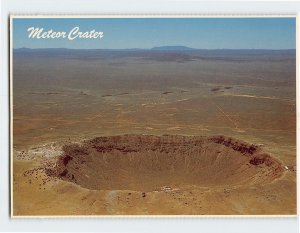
[12,134,296,216]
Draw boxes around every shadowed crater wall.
[47,135,284,191]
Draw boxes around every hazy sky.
[13,17,296,49]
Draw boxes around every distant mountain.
[14,47,71,53]
[151,46,195,51]
[14,47,295,53]
[15,47,32,51]
[13,47,296,58]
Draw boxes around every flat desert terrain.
[12,49,296,215]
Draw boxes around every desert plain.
[12,48,296,215]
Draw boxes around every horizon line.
[13,47,296,51]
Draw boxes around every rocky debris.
[16,150,34,160]
[249,157,265,165]
[23,166,58,189]
[285,165,296,172]
[210,136,258,155]
[63,155,73,166]
[15,142,63,160]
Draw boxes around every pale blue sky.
[13,18,296,49]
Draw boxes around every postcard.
[10,16,297,216]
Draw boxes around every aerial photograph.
[11,17,296,216]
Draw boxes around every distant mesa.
[17,47,32,51]
[151,46,195,51]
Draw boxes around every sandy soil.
[13,135,296,216]
[12,49,296,216]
